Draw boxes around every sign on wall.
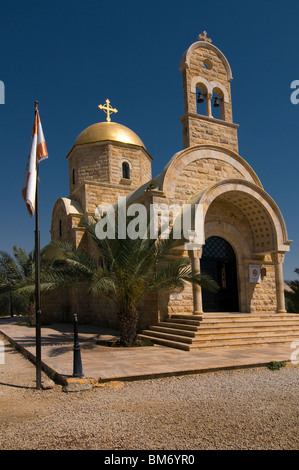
[249,264,261,284]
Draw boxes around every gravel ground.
[0,335,298,451]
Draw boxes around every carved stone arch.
[209,81,230,103]
[189,179,291,254]
[161,145,263,199]
[180,41,233,82]
[191,77,229,104]
[191,76,211,95]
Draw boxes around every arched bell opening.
[211,88,225,121]
[196,84,210,117]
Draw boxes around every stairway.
[139,313,299,351]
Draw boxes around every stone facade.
[45,33,292,330]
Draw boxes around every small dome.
[74,121,146,149]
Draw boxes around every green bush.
[0,291,29,316]
[267,361,287,371]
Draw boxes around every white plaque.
[170,293,183,301]
[249,265,261,284]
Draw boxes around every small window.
[203,59,213,70]
[122,161,130,179]
[72,169,75,185]
[59,219,62,237]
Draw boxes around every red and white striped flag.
[22,110,48,216]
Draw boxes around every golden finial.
[98,99,118,122]
[198,31,212,43]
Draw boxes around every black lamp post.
[73,313,84,378]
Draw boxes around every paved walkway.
[0,316,296,385]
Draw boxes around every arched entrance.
[201,236,239,312]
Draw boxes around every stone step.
[142,330,193,344]
[148,324,299,338]
[144,326,299,343]
[200,319,299,327]
[157,321,199,332]
[139,333,298,352]
[170,314,299,323]
[149,325,196,337]
[159,319,299,331]
[168,318,299,329]
[166,318,202,327]
[194,324,299,334]
[190,336,299,350]
[192,331,299,342]
[169,315,203,321]
[138,334,190,351]
[141,313,299,351]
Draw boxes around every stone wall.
[247,262,277,313]
[185,45,233,121]
[173,157,244,203]
[181,114,239,153]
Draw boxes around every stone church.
[45,33,297,348]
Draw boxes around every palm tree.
[0,246,34,318]
[285,269,299,313]
[47,216,218,346]
[0,246,70,322]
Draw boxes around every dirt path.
[0,334,298,450]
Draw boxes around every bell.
[213,97,220,107]
[197,92,204,103]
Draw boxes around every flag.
[22,110,48,216]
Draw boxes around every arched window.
[72,168,75,185]
[59,219,62,237]
[122,161,130,179]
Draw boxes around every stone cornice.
[180,112,239,129]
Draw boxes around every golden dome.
[74,121,146,149]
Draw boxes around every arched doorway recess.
[201,236,239,312]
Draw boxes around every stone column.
[190,248,203,315]
[206,93,212,118]
[271,251,287,313]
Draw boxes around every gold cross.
[198,31,212,43]
[98,99,118,122]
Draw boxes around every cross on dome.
[98,99,118,122]
[198,31,212,43]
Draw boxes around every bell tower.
[180,32,239,153]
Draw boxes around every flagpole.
[34,100,42,390]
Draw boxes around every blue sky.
[0,0,298,281]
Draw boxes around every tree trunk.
[27,300,36,326]
[118,308,139,346]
